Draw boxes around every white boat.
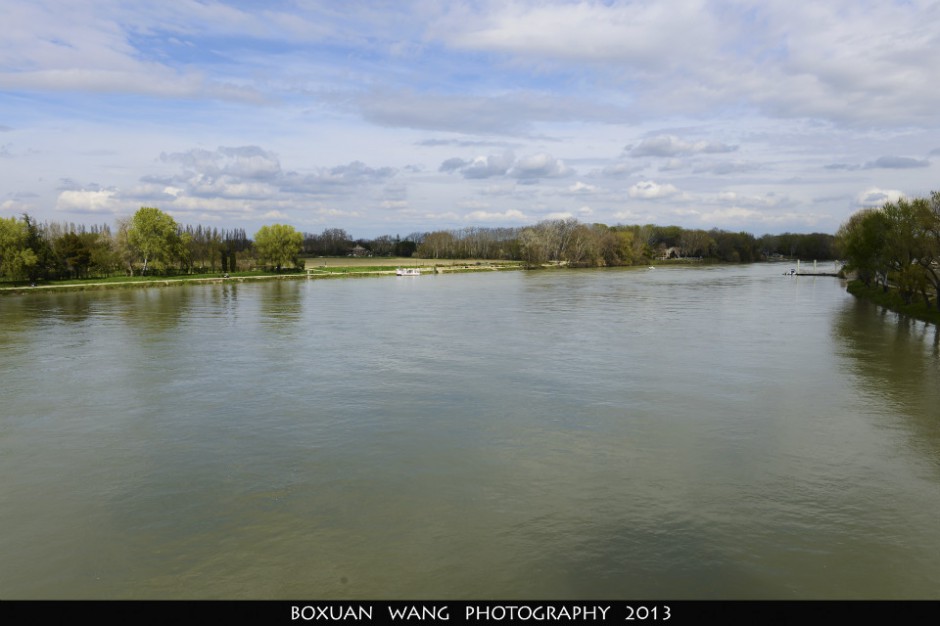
[396,268,421,276]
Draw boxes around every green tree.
[128,207,180,274]
[917,191,940,309]
[254,224,303,271]
[0,216,38,281]
[836,208,889,288]
[882,198,927,303]
[21,214,55,282]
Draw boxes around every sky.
[2,0,939,239]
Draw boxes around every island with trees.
[2,205,843,294]
[836,191,940,325]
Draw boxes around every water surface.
[2,264,939,598]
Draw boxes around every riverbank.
[0,259,524,295]
[846,280,940,326]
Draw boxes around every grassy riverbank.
[847,280,940,326]
[0,258,523,295]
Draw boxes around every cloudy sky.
[2,0,939,238]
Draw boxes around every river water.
[1,263,939,599]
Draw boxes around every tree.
[518,227,548,267]
[21,214,54,282]
[679,229,714,258]
[128,207,180,274]
[882,198,927,303]
[917,191,940,309]
[836,208,889,288]
[254,224,303,271]
[416,231,455,259]
[0,216,38,281]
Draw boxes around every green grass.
[41,269,286,285]
[0,261,523,294]
[847,280,940,326]
[0,269,304,293]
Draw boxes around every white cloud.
[462,152,515,179]
[439,0,720,67]
[568,181,597,193]
[441,151,572,182]
[4,1,940,238]
[55,189,119,214]
[857,187,905,207]
[1,198,33,214]
[630,134,737,157]
[509,153,572,180]
[628,181,680,199]
[464,209,528,222]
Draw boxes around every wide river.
[2,263,939,599]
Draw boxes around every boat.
[396,268,421,276]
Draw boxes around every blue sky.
[2,0,939,238]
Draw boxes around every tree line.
[406,221,834,267]
[1,206,836,283]
[837,191,940,309]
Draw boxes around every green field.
[304,257,520,269]
[1,259,522,294]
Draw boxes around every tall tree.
[836,208,889,288]
[0,216,38,281]
[254,224,303,271]
[128,207,180,274]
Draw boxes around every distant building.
[661,246,682,260]
[349,245,371,257]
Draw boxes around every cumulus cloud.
[508,153,572,180]
[55,188,120,214]
[630,134,738,157]
[568,181,597,193]
[161,146,282,180]
[155,147,397,206]
[857,187,905,207]
[441,151,571,181]
[439,157,468,173]
[628,181,680,199]
[462,152,515,179]
[315,161,397,186]
[1,198,33,214]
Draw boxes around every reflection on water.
[833,298,940,474]
[1,265,939,599]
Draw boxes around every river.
[1,263,939,598]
